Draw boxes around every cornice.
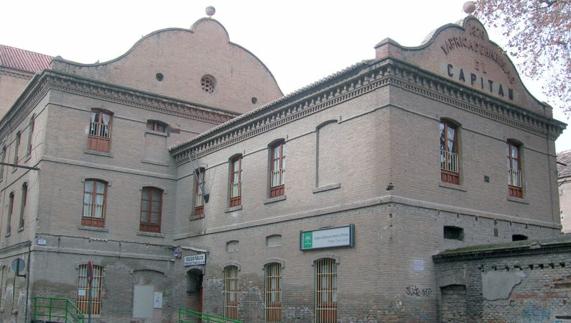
[0,70,238,139]
[172,58,565,164]
[45,71,237,124]
[0,66,34,80]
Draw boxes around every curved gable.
[51,18,283,114]
[375,16,547,116]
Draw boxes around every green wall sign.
[300,224,355,251]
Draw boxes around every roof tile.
[0,44,52,74]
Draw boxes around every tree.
[474,0,570,113]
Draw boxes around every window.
[0,146,6,180]
[82,179,107,227]
[443,226,464,241]
[140,187,162,233]
[18,183,27,230]
[201,75,216,94]
[507,141,523,198]
[440,120,460,184]
[269,141,285,197]
[6,192,14,235]
[229,155,242,207]
[87,110,112,152]
[223,266,239,319]
[226,240,239,253]
[13,131,20,167]
[265,263,282,322]
[27,115,35,156]
[512,234,528,241]
[77,263,103,315]
[194,168,206,217]
[146,120,168,133]
[315,258,337,323]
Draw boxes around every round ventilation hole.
[201,75,216,94]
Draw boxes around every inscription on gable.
[438,20,515,101]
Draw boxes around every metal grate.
[224,266,239,319]
[315,258,337,323]
[265,263,282,322]
[77,264,103,315]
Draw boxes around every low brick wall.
[433,235,571,323]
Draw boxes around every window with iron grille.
[229,155,242,207]
[140,187,162,233]
[18,183,27,230]
[82,179,107,227]
[6,192,14,235]
[315,258,337,323]
[87,110,112,152]
[269,141,285,197]
[224,265,239,319]
[194,168,206,217]
[146,120,168,134]
[27,114,35,156]
[265,263,282,322]
[439,120,460,184]
[507,140,523,198]
[77,263,103,315]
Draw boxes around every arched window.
[315,258,337,322]
[77,263,104,315]
[194,168,206,217]
[82,179,108,227]
[18,183,27,230]
[140,187,163,233]
[439,119,460,184]
[14,131,21,166]
[265,263,282,322]
[223,265,239,319]
[229,155,242,207]
[507,140,523,198]
[0,146,6,180]
[87,109,113,152]
[27,114,35,156]
[269,140,285,197]
[6,192,14,235]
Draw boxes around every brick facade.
[0,14,566,323]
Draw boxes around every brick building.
[0,12,566,323]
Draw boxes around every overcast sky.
[2,0,569,151]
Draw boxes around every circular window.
[155,73,164,81]
[201,75,216,94]
[251,97,258,104]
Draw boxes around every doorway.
[186,269,204,313]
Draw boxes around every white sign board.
[301,225,354,250]
[153,292,163,309]
[184,254,206,267]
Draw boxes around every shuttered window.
[140,187,162,232]
[82,179,107,227]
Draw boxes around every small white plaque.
[153,292,163,309]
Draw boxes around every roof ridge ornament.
[206,6,216,18]
[463,1,476,14]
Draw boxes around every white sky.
[1,0,569,152]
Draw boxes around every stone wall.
[434,236,571,323]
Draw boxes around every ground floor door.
[186,269,204,313]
